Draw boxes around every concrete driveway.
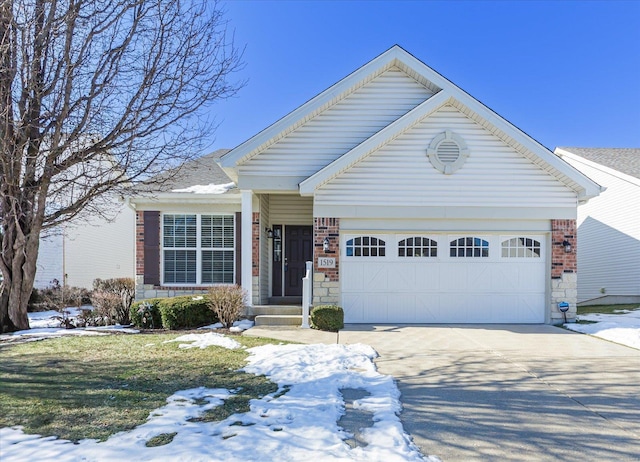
[245,324,640,461]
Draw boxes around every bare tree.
[0,0,243,332]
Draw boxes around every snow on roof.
[171,182,236,194]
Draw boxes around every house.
[35,199,135,290]
[132,46,601,324]
[554,147,640,306]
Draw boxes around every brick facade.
[551,219,577,278]
[313,218,340,306]
[252,212,260,277]
[313,218,340,281]
[135,211,144,276]
[550,219,578,323]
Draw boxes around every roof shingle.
[558,147,640,180]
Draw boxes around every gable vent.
[437,141,460,164]
[427,130,470,175]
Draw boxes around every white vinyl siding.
[342,233,547,323]
[269,195,313,225]
[240,67,433,180]
[315,105,576,212]
[562,157,640,302]
[162,214,235,285]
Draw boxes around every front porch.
[241,192,340,311]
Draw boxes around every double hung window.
[163,214,235,284]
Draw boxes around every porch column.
[241,190,253,306]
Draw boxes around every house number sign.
[317,257,336,268]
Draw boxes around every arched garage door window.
[345,236,386,257]
[450,237,489,258]
[398,237,437,257]
[501,237,541,258]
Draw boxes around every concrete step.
[248,305,302,316]
[254,314,302,327]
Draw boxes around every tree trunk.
[0,219,39,333]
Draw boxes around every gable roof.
[220,45,602,201]
[555,147,640,180]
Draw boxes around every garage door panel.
[415,294,441,323]
[341,233,546,323]
[363,263,389,292]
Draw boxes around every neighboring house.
[132,46,601,324]
[35,199,136,289]
[554,147,640,306]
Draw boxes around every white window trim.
[161,213,236,286]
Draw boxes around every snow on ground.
[0,309,140,343]
[564,308,640,350]
[0,334,434,461]
[199,319,255,332]
[172,182,236,194]
[164,332,242,350]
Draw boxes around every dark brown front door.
[284,226,313,296]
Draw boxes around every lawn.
[577,303,640,316]
[0,333,278,442]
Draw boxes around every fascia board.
[555,148,638,188]
[218,47,405,169]
[299,91,451,195]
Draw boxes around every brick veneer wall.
[550,219,578,323]
[551,219,577,277]
[252,212,260,277]
[135,211,144,277]
[313,218,340,306]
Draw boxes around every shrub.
[91,278,135,325]
[207,285,247,328]
[130,299,164,329]
[157,296,217,330]
[310,305,344,332]
[28,281,92,312]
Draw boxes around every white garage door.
[341,234,546,323]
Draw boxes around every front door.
[284,226,313,296]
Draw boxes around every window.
[450,237,489,258]
[398,237,437,257]
[345,236,386,257]
[163,214,235,284]
[501,237,541,258]
[427,130,470,175]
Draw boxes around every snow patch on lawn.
[564,309,640,350]
[0,336,435,461]
[163,332,242,350]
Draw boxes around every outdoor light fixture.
[323,237,330,252]
[562,240,571,253]
[265,228,274,239]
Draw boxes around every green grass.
[577,304,640,316]
[0,333,279,442]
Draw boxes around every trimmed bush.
[157,296,218,330]
[207,285,247,328]
[130,299,163,329]
[310,305,344,332]
[91,278,135,325]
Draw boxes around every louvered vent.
[437,141,460,164]
[427,130,469,174]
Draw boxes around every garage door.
[341,234,546,323]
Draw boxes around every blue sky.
[207,0,640,152]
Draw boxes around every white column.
[241,190,253,306]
